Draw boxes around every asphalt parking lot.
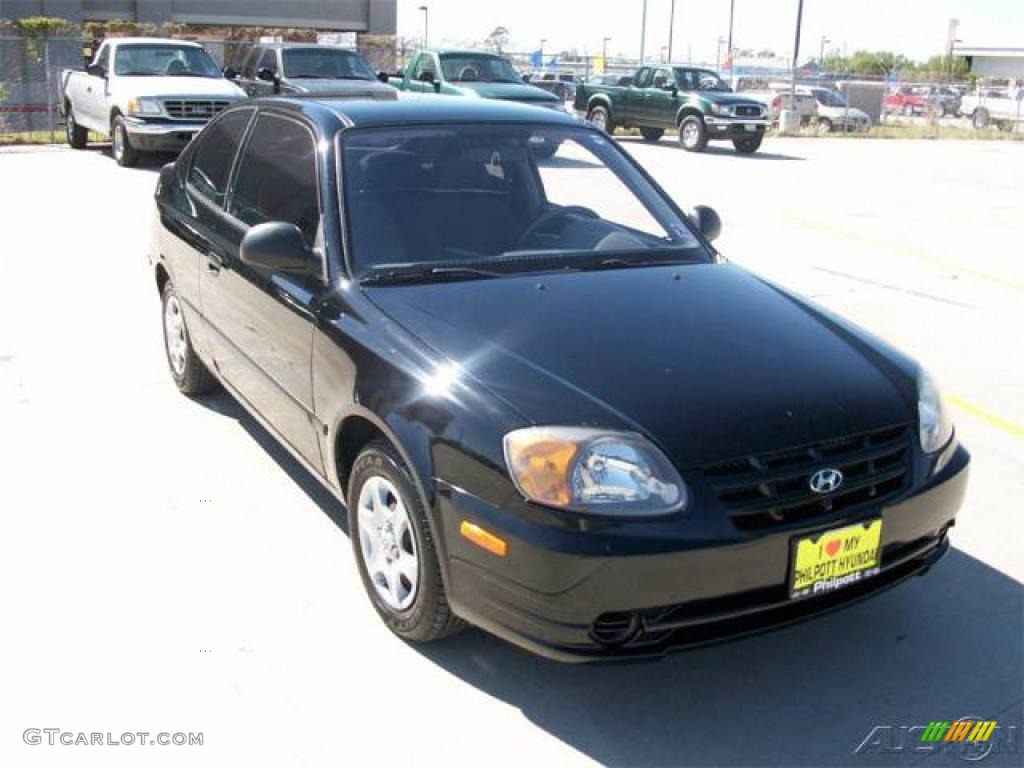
[1,136,1021,767]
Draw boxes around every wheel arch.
[155,262,171,296]
[587,94,613,116]
[675,105,704,126]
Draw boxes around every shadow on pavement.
[618,135,806,161]
[189,391,1022,766]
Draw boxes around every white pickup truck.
[60,37,246,166]
[959,85,1024,130]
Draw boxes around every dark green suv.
[575,66,769,153]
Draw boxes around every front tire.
[972,108,990,129]
[817,117,833,135]
[111,116,139,167]
[732,134,763,154]
[348,440,464,643]
[640,127,664,142]
[65,104,87,149]
[161,281,216,395]
[678,115,708,152]
[587,104,615,134]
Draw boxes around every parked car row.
[882,84,963,117]
[745,84,871,133]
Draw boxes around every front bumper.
[703,116,770,139]
[123,117,206,152]
[441,444,969,662]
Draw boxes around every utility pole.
[667,0,676,64]
[946,18,960,77]
[819,35,830,66]
[716,36,725,70]
[727,0,736,84]
[640,0,648,65]
[789,0,804,130]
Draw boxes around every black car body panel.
[152,97,967,661]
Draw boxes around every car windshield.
[815,89,847,107]
[114,44,221,77]
[439,54,521,83]
[282,48,375,80]
[692,70,731,91]
[341,124,708,281]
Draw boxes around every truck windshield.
[341,124,708,280]
[114,44,221,77]
[439,54,521,83]
[282,48,375,80]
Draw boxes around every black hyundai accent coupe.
[151,97,968,661]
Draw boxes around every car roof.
[253,95,580,130]
[243,42,357,51]
[421,48,506,57]
[106,37,201,47]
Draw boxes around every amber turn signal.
[460,521,508,557]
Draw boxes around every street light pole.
[716,36,725,70]
[819,35,830,66]
[540,38,546,70]
[418,5,429,48]
[667,0,676,65]
[640,0,648,65]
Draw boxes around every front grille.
[704,424,911,531]
[735,105,762,117]
[163,99,231,120]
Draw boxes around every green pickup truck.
[574,66,770,153]
[390,49,564,109]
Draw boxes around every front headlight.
[125,97,163,116]
[503,427,687,516]
[918,370,953,454]
[709,103,734,116]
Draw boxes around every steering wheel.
[518,206,599,248]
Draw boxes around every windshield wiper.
[361,265,504,285]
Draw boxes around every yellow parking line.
[948,394,1024,438]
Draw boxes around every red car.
[883,86,927,116]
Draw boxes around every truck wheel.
[348,439,465,643]
[816,117,833,135]
[972,108,990,129]
[587,105,615,134]
[111,116,139,167]
[678,115,708,152]
[161,281,216,395]
[640,127,664,142]
[732,134,763,154]
[65,104,88,149]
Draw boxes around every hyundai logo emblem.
[809,468,844,494]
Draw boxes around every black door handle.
[206,252,224,274]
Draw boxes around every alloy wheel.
[357,475,419,611]
[163,295,188,376]
[682,122,699,148]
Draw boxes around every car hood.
[700,91,765,107]
[286,78,397,98]
[114,76,245,99]
[365,263,913,468]
[453,81,559,102]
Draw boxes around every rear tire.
[111,116,139,167]
[639,127,664,142]
[587,104,615,134]
[678,115,708,152]
[972,108,990,129]
[161,281,216,395]
[348,440,465,644]
[732,134,763,154]
[65,104,87,149]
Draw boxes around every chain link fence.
[0,35,83,142]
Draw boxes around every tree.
[847,50,913,76]
[484,26,510,55]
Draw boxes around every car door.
[80,42,111,129]
[174,107,257,359]
[648,67,679,126]
[201,110,325,470]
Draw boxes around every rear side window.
[229,114,319,245]
[187,109,253,207]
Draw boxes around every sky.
[395,0,1024,65]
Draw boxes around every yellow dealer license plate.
[790,519,883,600]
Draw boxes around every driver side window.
[652,68,672,88]
[258,49,278,75]
[413,53,436,81]
[94,44,110,72]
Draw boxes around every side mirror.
[256,67,276,83]
[376,70,390,83]
[223,66,238,80]
[663,84,679,96]
[432,80,442,93]
[240,222,313,274]
[522,73,531,82]
[418,70,435,84]
[690,205,722,242]
[86,64,106,78]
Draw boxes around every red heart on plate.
[825,539,841,557]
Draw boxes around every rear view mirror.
[240,222,313,274]
[690,205,722,242]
